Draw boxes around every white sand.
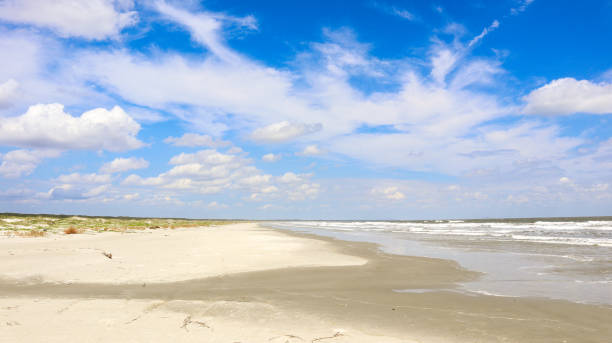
[0,223,366,284]
[0,297,410,343]
[0,223,414,342]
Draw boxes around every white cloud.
[123,193,139,200]
[122,174,164,186]
[0,103,144,151]
[261,185,278,193]
[372,2,415,21]
[74,22,509,158]
[430,48,460,85]
[0,79,19,108]
[330,121,581,177]
[0,0,138,40]
[450,59,503,90]
[75,49,299,133]
[468,20,499,47]
[122,147,319,201]
[82,184,110,198]
[278,172,303,183]
[169,149,236,166]
[511,0,536,15]
[207,201,228,209]
[251,121,322,143]
[56,172,112,184]
[0,30,113,113]
[523,78,612,115]
[227,147,244,154]
[286,183,321,201]
[298,145,324,156]
[371,186,405,200]
[506,194,529,204]
[123,148,264,194]
[164,133,230,147]
[0,149,60,178]
[46,183,110,200]
[100,157,149,174]
[262,153,281,162]
[239,174,272,187]
[390,7,414,20]
[155,0,256,63]
[126,107,167,123]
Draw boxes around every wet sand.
[1,223,610,342]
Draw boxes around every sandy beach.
[1,223,611,342]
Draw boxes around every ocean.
[265,217,612,305]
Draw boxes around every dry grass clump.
[15,230,46,237]
[63,226,83,234]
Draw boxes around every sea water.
[265,218,612,305]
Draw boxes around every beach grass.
[0,213,237,236]
[13,229,46,237]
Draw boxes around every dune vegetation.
[0,213,236,236]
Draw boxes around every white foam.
[275,220,612,247]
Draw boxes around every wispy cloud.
[371,1,416,21]
[468,20,500,47]
[511,0,536,15]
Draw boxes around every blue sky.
[0,0,611,219]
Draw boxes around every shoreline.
[1,223,611,342]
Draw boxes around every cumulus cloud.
[0,0,138,40]
[286,183,321,201]
[0,149,60,178]
[100,157,149,174]
[298,145,324,156]
[278,172,304,183]
[0,79,19,108]
[122,147,319,201]
[56,172,112,184]
[251,121,322,143]
[0,103,144,151]
[523,78,612,115]
[262,153,281,162]
[164,133,230,148]
[123,148,268,194]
